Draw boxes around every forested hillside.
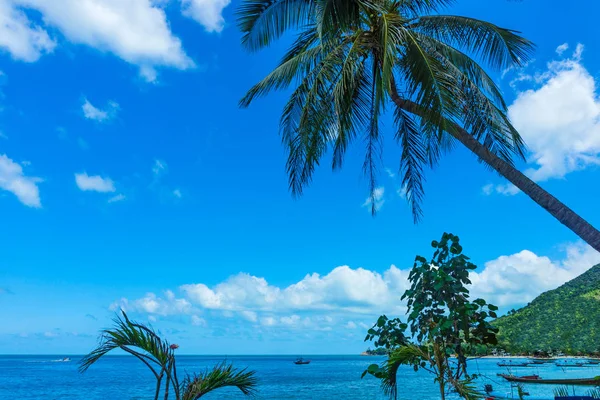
[494,264,600,354]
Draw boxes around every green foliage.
[363,233,498,399]
[80,311,257,400]
[364,347,389,356]
[237,0,533,222]
[494,264,600,354]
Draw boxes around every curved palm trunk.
[390,91,600,253]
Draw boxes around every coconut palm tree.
[80,312,257,400]
[237,0,600,252]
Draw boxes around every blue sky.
[1,0,600,355]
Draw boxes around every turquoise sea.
[1,355,599,399]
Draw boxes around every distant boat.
[294,358,310,365]
[497,360,531,367]
[555,361,585,367]
[530,358,555,364]
[585,359,600,365]
[51,357,71,362]
[499,373,600,386]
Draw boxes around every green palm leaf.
[181,362,258,399]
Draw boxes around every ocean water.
[1,355,599,399]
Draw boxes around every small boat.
[555,361,586,367]
[497,360,531,367]
[530,358,556,364]
[294,358,310,365]
[499,373,600,386]
[586,360,600,365]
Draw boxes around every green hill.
[493,264,600,354]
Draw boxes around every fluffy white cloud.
[508,44,600,182]
[486,44,600,195]
[362,187,385,212]
[82,99,118,122]
[113,240,600,331]
[0,154,41,207]
[556,43,569,56]
[1,0,234,80]
[181,0,230,33]
[111,290,192,316]
[0,0,56,61]
[173,189,182,198]
[75,172,115,192]
[180,265,410,315]
[2,0,194,81]
[470,242,600,307]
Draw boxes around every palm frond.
[411,15,535,70]
[331,31,371,169]
[280,36,351,196]
[79,311,171,377]
[394,108,426,222]
[363,59,383,215]
[239,29,322,107]
[380,345,425,399]
[398,29,460,167]
[397,0,456,17]
[237,0,314,51]
[181,362,258,400]
[451,379,482,400]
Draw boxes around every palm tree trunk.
[389,90,600,252]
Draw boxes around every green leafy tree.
[363,233,498,399]
[80,312,257,400]
[237,0,600,251]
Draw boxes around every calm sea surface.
[1,355,599,399]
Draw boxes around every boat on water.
[51,357,71,362]
[555,362,586,367]
[530,358,556,364]
[586,360,600,365]
[294,358,310,365]
[498,373,600,386]
[497,360,531,367]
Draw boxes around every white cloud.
[362,186,385,212]
[82,99,118,122]
[0,154,42,207]
[482,183,519,196]
[0,0,56,62]
[75,172,115,192]
[152,159,167,176]
[556,43,569,56]
[180,0,230,33]
[108,193,125,203]
[487,44,600,196]
[508,44,600,183]
[385,168,395,178]
[191,315,205,326]
[111,290,192,316]
[397,186,407,199]
[113,240,600,329]
[158,264,410,318]
[173,189,182,198]
[470,242,600,307]
[6,0,195,81]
